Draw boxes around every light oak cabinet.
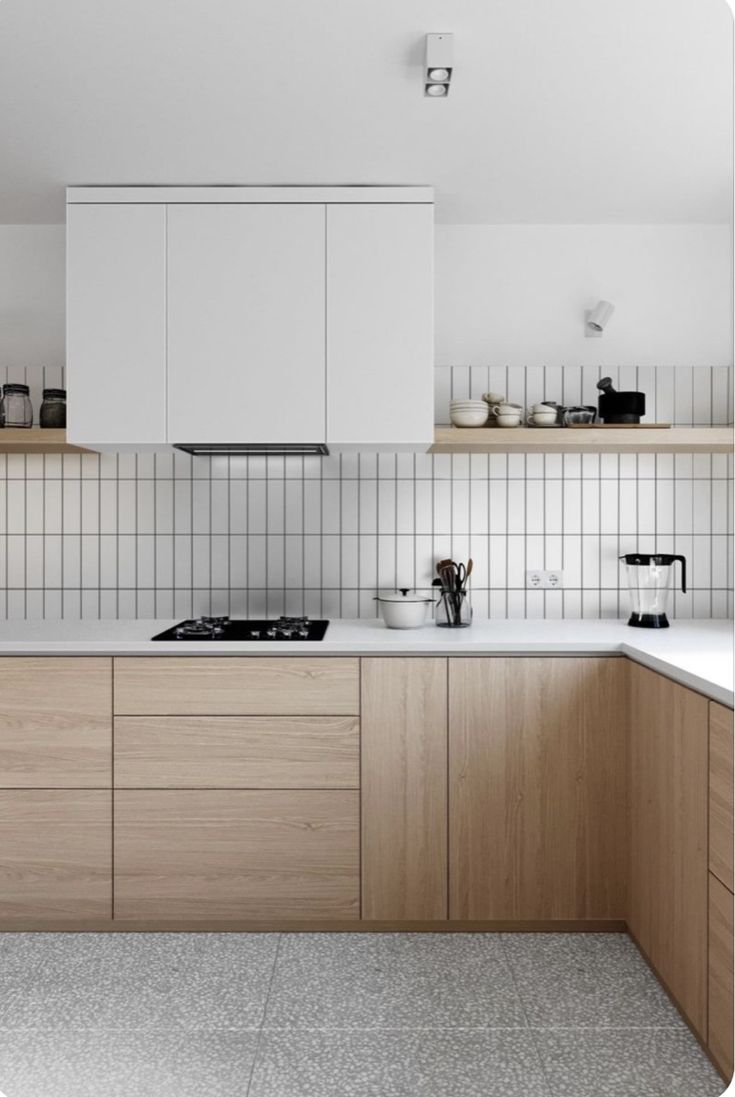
[449,657,627,921]
[628,662,709,1039]
[361,658,448,920]
[114,790,359,921]
[0,791,111,919]
[710,701,734,893]
[0,657,112,787]
[709,872,734,1081]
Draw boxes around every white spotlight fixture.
[425,33,453,97]
[585,299,615,337]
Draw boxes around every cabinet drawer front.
[114,658,359,716]
[0,791,111,920]
[114,716,360,788]
[114,790,359,920]
[710,701,734,892]
[0,658,112,787]
[709,872,734,1082]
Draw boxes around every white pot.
[375,589,433,629]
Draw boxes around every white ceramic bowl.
[496,414,521,427]
[450,408,489,427]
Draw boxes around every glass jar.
[1,384,33,428]
[39,388,66,428]
[436,589,472,628]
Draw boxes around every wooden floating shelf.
[0,429,92,455]
[431,426,734,455]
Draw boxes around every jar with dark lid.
[39,388,66,429]
[0,384,33,428]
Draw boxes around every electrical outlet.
[526,570,564,589]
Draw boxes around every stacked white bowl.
[449,399,489,427]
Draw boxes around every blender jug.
[619,553,687,628]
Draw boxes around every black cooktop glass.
[152,617,329,642]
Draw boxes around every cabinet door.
[326,203,434,447]
[0,658,111,787]
[449,657,626,921]
[0,791,111,920]
[361,659,447,920]
[628,662,708,1038]
[66,203,167,445]
[114,790,359,921]
[167,204,326,444]
[710,701,734,892]
[709,872,734,1082]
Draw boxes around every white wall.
[0,226,65,369]
[435,224,733,367]
[0,223,732,373]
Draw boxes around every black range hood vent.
[174,443,329,457]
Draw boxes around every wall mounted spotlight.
[585,299,615,337]
[425,34,453,97]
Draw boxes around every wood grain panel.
[114,790,359,920]
[709,872,734,1082]
[114,716,359,788]
[628,662,708,1039]
[114,658,359,716]
[0,658,111,787]
[449,657,627,921]
[0,790,111,919]
[361,658,447,920]
[710,701,734,892]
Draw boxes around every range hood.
[173,442,329,457]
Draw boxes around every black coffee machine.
[597,377,645,424]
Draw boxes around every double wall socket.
[526,570,564,589]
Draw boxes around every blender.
[619,553,687,628]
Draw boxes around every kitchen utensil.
[436,589,472,628]
[527,411,559,426]
[597,378,646,424]
[563,406,596,426]
[496,413,522,427]
[374,588,434,629]
[619,552,687,628]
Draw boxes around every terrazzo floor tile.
[249,1030,550,1097]
[534,1028,726,1097]
[500,933,683,1028]
[0,933,279,1031]
[0,1029,259,1097]
[262,933,528,1030]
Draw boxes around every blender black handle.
[673,555,687,594]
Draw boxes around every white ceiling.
[0,0,732,224]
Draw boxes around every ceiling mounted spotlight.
[585,299,615,337]
[425,33,453,97]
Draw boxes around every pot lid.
[375,587,433,603]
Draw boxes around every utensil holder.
[436,590,472,628]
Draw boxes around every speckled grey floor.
[0,932,725,1097]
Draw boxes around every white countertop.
[0,617,731,707]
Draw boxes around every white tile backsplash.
[0,364,730,620]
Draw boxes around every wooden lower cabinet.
[114,790,360,920]
[628,662,709,1039]
[0,657,112,787]
[710,701,734,893]
[0,790,111,919]
[361,658,448,920]
[449,657,627,921]
[709,872,734,1081]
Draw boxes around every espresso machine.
[619,553,687,628]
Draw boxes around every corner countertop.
[0,617,730,707]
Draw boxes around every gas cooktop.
[152,616,329,642]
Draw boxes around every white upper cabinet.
[66,203,167,446]
[326,204,434,449]
[66,187,433,450]
[167,204,326,444]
